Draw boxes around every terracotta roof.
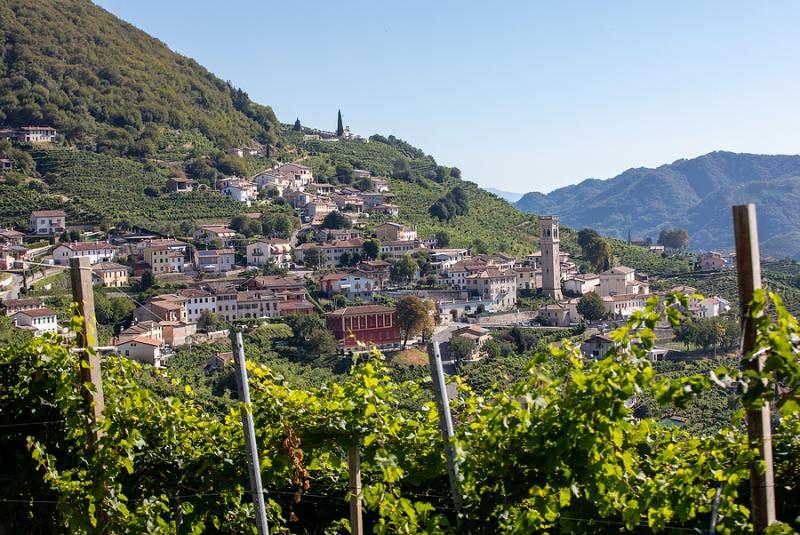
[327,305,395,317]
[323,239,364,248]
[603,266,635,275]
[360,260,390,267]
[124,336,161,347]
[321,273,349,281]
[177,289,211,298]
[2,297,42,307]
[466,269,513,279]
[0,229,24,238]
[93,262,128,271]
[58,241,113,251]
[196,249,235,257]
[31,210,66,217]
[16,307,56,318]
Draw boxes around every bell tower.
[540,215,562,301]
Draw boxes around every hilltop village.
[1,129,734,370]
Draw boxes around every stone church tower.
[540,215,563,301]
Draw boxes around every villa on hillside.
[30,210,66,235]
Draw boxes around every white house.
[695,296,730,318]
[116,336,164,367]
[18,126,57,143]
[53,242,115,266]
[602,293,649,318]
[564,273,600,295]
[194,249,236,273]
[12,308,58,336]
[177,289,217,322]
[30,210,66,235]
[276,162,313,190]
[254,170,294,195]
[598,266,648,297]
[429,249,470,272]
[246,239,292,267]
[371,178,389,192]
[221,178,257,205]
[320,273,378,301]
[465,269,517,310]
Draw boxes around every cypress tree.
[336,109,344,137]
[293,117,301,131]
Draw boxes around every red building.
[325,305,401,350]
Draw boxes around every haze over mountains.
[514,151,800,259]
[484,188,523,203]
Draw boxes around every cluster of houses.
[1,192,736,369]
[253,164,394,225]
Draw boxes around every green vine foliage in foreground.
[0,291,798,533]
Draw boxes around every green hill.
[0,0,279,153]
[0,0,692,279]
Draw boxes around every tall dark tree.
[336,110,344,137]
[577,292,606,322]
[293,118,302,131]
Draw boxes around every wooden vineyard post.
[348,443,364,535]
[69,256,105,445]
[732,204,776,532]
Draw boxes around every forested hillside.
[0,0,279,153]
[515,151,800,258]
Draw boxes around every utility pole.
[230,329,270,535]
[732,204,776,532]
[69,256,104,445]
[427,340,462,517]
[348,444,364,535]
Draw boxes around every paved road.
[1,266,61,300]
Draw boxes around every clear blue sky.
[95,0,800,193]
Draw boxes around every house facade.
[276,162,313,190]
[12,308,58,336]
[221,178,257,205]
[464,269,517,310]
[699,252,726,271]
[166,177,198,193]
[598,266,648,296]
[143,245,185,274]
[116,336,164,366]
[246,239,292,267]
[53,242,115,266]
[177,289,217,322]
[194,249,236,273]
[30,210,66,235]
[376,222,417,242]
[92,262,129,287]
[18,126,57,143]
[564,274,600,295]
[325,305,401,349]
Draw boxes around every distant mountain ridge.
[514,151,800,258]
[484,187,524,203]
